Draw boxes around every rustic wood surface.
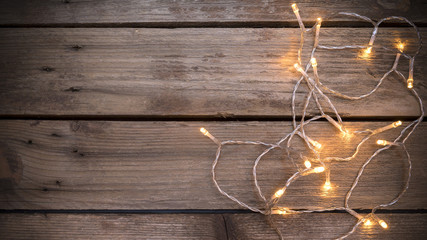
[0,213,227,240]
[0,121,425,210]
[1,1,426,239]
[0,28,425,117]
[0,0,425,26]
[0,213,425,239]
[224,213,427,239]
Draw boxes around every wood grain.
[0,213,425,239]
[0,28,425,117]
[0,0,425,26]
[225,213,427,239]
[0,213,227,240]
[0,120,425,210]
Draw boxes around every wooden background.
[0,0,426,239]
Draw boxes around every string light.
[274,189,285,198]
[378,220,388,229]
[364,219,373,226]
[200,3,423,239]
[304,160,312,168]
[199,127,220,145]
[323,181,331,190]
[376,139,392,146]
[407,78,414,89]
[314,166,325,173]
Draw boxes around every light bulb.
[376,140,388,146]
[199,127,220,145]
[341,130,353,140]
[292,3,298,13]
[271,208,289,215]
[323,181,331,190]
[311,58,317,67]
[316,18,322,27]
[274,189,284,198]
[294,63,303,72]
[304,160,312,168]
[310,140,322,150]
[365,47,372,54]
[277,209,287,215]
[407,78,413,89]
[314,167,325,173]
[378,220,388,229]
[200,127,208,135]
[392,121,402,128]
[364,219,372,226]
[398,43,405,52]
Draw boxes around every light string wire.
[200,3,423,239]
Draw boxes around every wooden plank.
[0,120,425,210]
[225,213,427,239]
[0,213,425,239]
[0,28,425,117]
[0,0,426,25]
[0,213,227,240]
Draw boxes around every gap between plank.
[0,21,426,28]
[0,115,423,122]
[0,209,425,214]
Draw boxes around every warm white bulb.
[392,121,402,128]
[379,220,388,229]
[294,63,303,72]
[314,167,325,173]
[364,219,372,226]
[274,189,284,198]
[407,78,414,89]
[304,160,312,169]
[398,43,405,52]
[311,58,317,67]
[317,17,322,26]
[311,141,322,149]
[200,127,208,135]
[292,3,298,12]
[323,181,331,190]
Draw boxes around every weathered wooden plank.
[0,28,425,117]
[0,213,227,240]
[0,213,425,239]
[0,0,426,25]
[0,121,425,210]
[225,213,427,239]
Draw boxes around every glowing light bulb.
[200,127,208,135]
[200,127,220,145]
[271,208,289,215]
[341,130,353,140]
[372,121,403,135]
[274,189,284,198]
[364,219,372,226]
[365,47,372,54]
[376,140,388,146]
[378,220,388,229]
[317,18,322,26]
[304,160,312,169]
[292,3,298,13]
[398,43,405,52]
[314,167,325,173]
[277,209,287,215]
[311,58,317,67]
[308,139,322,150]
[392,121,402,128]
[294,63,303,72]
[323,181,331,190]
[407,78,413,89]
